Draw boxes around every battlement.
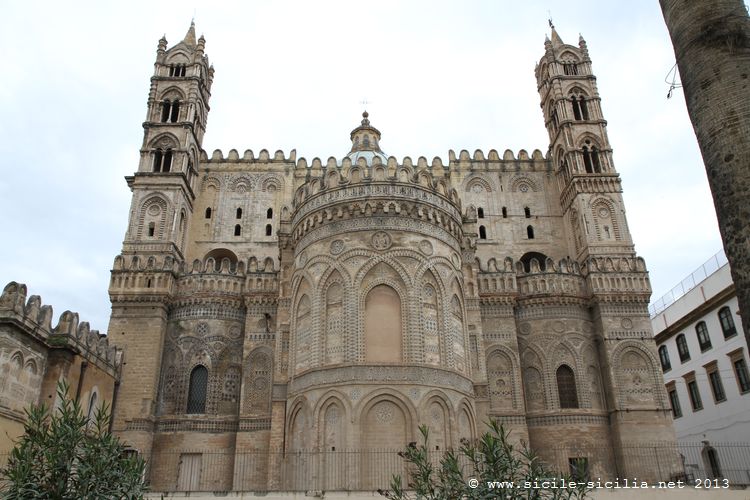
[198,148,550,173]
[0,282,121,375]
[476,256,588,300]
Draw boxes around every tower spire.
[183,20,197,47]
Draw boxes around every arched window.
[186,365,208,414]
[205,207,212,219]
[524,207,531,218]
[477,207,484,218]
[676,334,690,362]
[152,150,163,172]
[479,225,487,240]
[591,147,602,173]
[572,96,582,120]
[161,99,170,122]
[234,224,241,236]
[658,345,671,372]
[160,99,180,123]
[520,252,548,272]
[266,208,273,219]
[718,306,736,338]
[557,365,579,408]
[236,208,242,219]
[148,222,155,237]
[265,224,272,236]
[502,207,507,218]
[162,149,172,172]
[696,322,712,351]
[527,225,535,239]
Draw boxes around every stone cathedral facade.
[109,23,678,490]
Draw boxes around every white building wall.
[652,263,749,443]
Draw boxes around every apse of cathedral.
[107,22,680,489]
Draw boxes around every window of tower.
[527,225,535,239]
[580,98,590,120]
[591,146,602,173]
[563,62,578,75]
[265,224,272,236]
[152,150,163,172]
[234,224,241,236]
[267,208,273,219]
[148,222,155,237]
[205,207,212,219]
[236,208,242,219]
[170,100,180,123]
[583,146,594,173]
[502,206,507,218]
[524,207,531,218]
[161,99,171,122]
[477,207,484,218]
[162,149,172,172]
[557,365,579,408]
[479,225,487,240]
[572,96,582,120]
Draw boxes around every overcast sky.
[0,1,723,332]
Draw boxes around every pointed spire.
[183,20,197,47]
[550,26,564,47]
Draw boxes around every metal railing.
[649,249,729,318]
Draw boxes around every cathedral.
[106,22,679,491]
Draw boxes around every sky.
[0,1,724,332]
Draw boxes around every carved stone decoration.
[518,322,532,335]
[298,252,308,266]
[621,318,633,330]
[451,253,461,268]
[419,240,434,256]
[374,401,395,423]
[371,231,392,250]
[552,320,565,333]
[330,239,345,255]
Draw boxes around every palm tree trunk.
[659,0,750,350]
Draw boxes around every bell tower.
[536,25,634,259]
[123,21,214,261]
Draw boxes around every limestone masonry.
[106,22,680,490]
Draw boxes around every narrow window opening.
[668,389,682,418]
[146,278,152,288]
[205,207,212,219]
[234,224,241,236]
[527,225,535,239]
[186,365,208,414]
[477,207,484,218]
[591,147,602,173]
[265,224,272,236]
[718,307,736,338]
[676,334,690,362]
[708,370,726,403]
[170,101,180,123]
[479,225,487,240]
[524,207,531,218]
[236,208,242,219]
[502,207,507,218]
[658,346,671,372]
[580,98,590,120]
[161,100,171,122]
[583,146,593,173]
[162,149,172,172]
[266,208,273,219]
[604,226,611,239]
[570,96,581,120]
[148,222,155,237]
[331,447,336,451]
[687,379,703,411]
[696,322,712,352]
[153,150,163,172]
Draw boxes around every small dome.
[345,111,388,165]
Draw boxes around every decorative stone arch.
[321,271,348,365]
[136,195,170,240]
[287,396,311,452]
[353,253,414,290]
[455,399,476,444]
[165,50,191,64]
[359,272,408,364]
[397,165,414,183]
[612,342,666,408]
[463,175,494,194]
[291,279,315,374]
[568,85,590,98]
[201,175,222,192]
[261,174,283,192]
[314,392,351,451]
[158,85,187,102]
[486,346,520,411]
[559,50,580,62]
[510,175,539,193]
[419,390,454,451]
[419,268,445,366]
[355,390,417,450]
[230,175,256,194]
[148,132,180,150]
[590,197,621,241]
[243,347,273,416]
